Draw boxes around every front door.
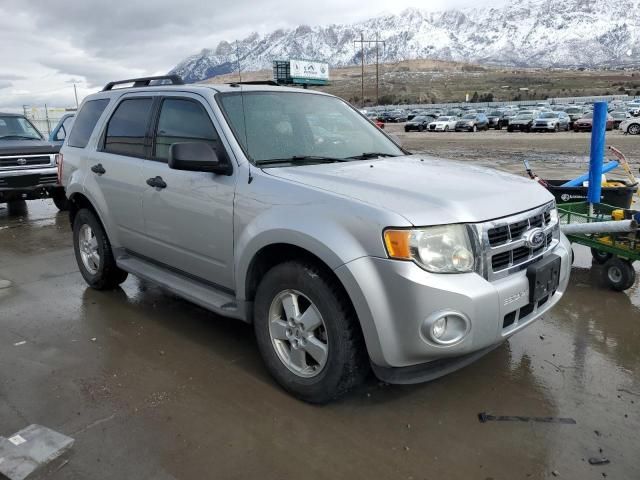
[140,95,236,290]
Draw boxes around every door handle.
[91,163,106,175]
[146,176,167,189]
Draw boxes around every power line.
[354,33,386,107]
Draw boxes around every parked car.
[0,112,67,210]
[407,110,425,121]
[427,116,458,132]
[49,113,76,145]
[404,115,435,132]
[530,112,570,132]
[611,111,631,129]
[565,106,587,125]
[573,112,614,132]
[60,76,571,403]
[388,110,408,123]
[619,117,640,135]
[487,111,507,130]
[455,113,489,132]
[507,113,535,132]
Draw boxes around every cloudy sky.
[0,0,500,109]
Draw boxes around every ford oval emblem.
[17,158,27,165]
[524,228,546,249]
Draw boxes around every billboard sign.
[290,59,329,82]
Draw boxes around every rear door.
[140,94,236,289]
[88,95,155,252]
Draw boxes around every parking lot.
[1,129,638,479]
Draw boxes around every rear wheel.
[604,257,636,292]
[73,209,128,289]
[628,124,640,135]
[591,248,612,265]
[253,261,367,403]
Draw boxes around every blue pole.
[588,102,608,205]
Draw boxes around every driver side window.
[153,98,221,162]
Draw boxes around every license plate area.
[527,255,561,303]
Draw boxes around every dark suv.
[455,113,489,132]
[0,112,67,209]
[486,111,506,130]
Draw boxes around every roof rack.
[102,75,185,91]
[227,80,279,87]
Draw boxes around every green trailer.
[559,202,640,291]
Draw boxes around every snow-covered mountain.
[170,0,640,83]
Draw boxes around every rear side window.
[104,98,153,157]
[153,98,221,161]
[68,99,109,148]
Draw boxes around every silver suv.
[60,76,571,403]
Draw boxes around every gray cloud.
[0,0,502,107]
[0,81,12,90]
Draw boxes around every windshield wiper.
[255,155,349,166]
[345,152,399,160]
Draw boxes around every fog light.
[432,317,447,339]
[421,310,470,346]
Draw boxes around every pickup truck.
[0,112,67,210]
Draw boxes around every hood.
[0,139,60,156]
[263,155,553,226]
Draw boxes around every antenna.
[235,41,243,83]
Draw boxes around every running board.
[116,254,245,321]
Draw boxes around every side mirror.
[168,142,232,175]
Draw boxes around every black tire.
[444,126,449,132]
[495,123,502,130]
[418,125,424,132]
[507,126,514,132]
[52,191,69,211]
[554,124,560,132]
[628,124,640,135]
[253,261,368,404]
[604,257,636,292]
[73,208,128,290]
[591,248,612,265]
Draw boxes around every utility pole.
[354,33,386,107]
[73,83,79,109]
[235,41,243,83]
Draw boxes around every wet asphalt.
[1,134,639,479]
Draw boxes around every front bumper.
[335,234,571,378]
[531,124,557,131]
[0,167,61,201]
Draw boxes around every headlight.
[384,225,476,273]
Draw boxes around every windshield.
[0,115,43,140]
[462,114,476,119]
[217,91,403,164]
[489,111,502,116]
[582,112,594,119]
[540,113,559,118]
[566,108,582,114]
[413,116,427,121]
[437,117,451,121]
[515,114,533,119]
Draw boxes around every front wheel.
[444,126,449,132]
[73,209,128,289]
[628,124,640,135]
[418,125,424,132]
[253,261,367,403]
[472,125,477,132]
[604,257,636,292]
